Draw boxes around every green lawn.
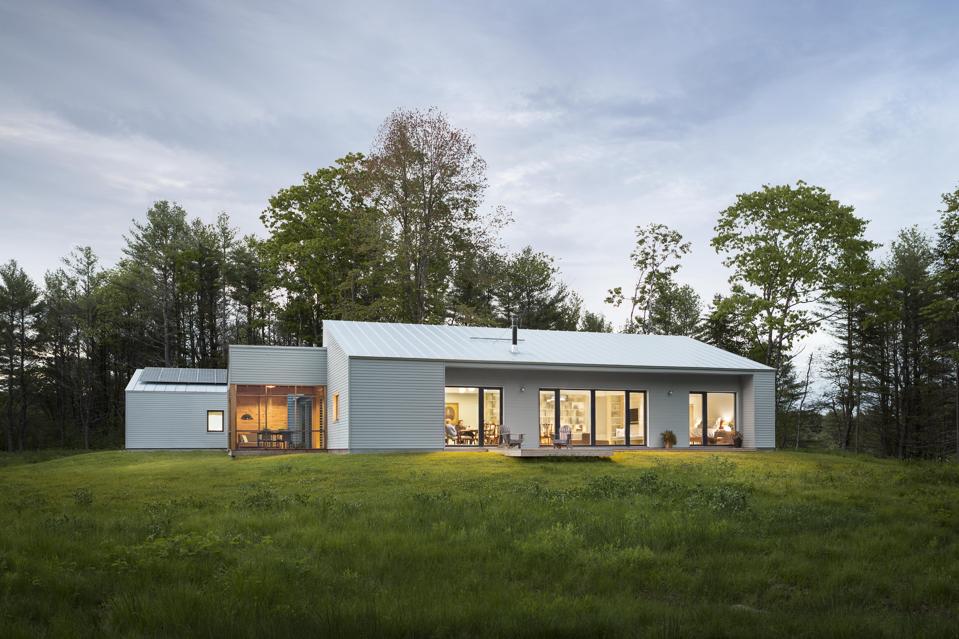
[0,450,957,638]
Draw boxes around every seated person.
[712,420,735,444]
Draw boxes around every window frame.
[539,388,647,447]
[332,393,340,422]
[207,409,225,433]
[443,386,503,447]
[689,391,737,447]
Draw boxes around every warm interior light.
[265,385,276,389]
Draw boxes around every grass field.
[1,450,957,638]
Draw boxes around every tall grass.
[0,450,957,637]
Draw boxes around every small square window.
[332,394,340,421]
[207,410,224,432]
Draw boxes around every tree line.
[1,107,956,457]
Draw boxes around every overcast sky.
[1,0,957,330]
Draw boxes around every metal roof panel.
[322,321,772,371]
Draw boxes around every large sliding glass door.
[689,392,736,446]
[444,387,502,447]
[540,389,647,447]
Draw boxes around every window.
[233,385,323,449]
[539,390,555,445]
[444,387,502,446]
[689,392,736,446]
[207,410,224,432]
[628,392,646,445]
[540,389,647,447]
[482,389,502,446]
[595,391,625,445]
[559,390,591,446]
[332,394,339,421]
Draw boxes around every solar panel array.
[140,367,227,385]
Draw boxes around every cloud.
[0,110,228,200]
[0,0,957,348]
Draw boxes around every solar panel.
[139,368,165,383]
[139,367,227,385]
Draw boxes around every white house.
[126,320,775,452]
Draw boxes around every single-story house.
[125,320,775,452]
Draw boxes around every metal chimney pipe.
[511,318,519,353]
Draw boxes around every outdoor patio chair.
[500,425,523,448]
[554,425,572,449]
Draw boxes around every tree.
[368,108,502,324]
[820,221,880,451]
[40,269,73,446]
[711,181,872,395]
[261,153,393,344]
[0,261,42,451]
[226,236,274,345]
[496,247,581,330]
[607,223,691,334]
[123,201,189,366]
[61,247,105,449]
[646,277,702,336]
[927,184,959,456]
[696,294,761,359]
[579,311,613,333]
[448,248,503,326]
[887,228,939,457]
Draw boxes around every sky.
[1,0,958,336]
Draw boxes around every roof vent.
[510,318,519,354]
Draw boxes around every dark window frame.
[539,388,648,447]
[689,391,737,447]
[444,386,504,447]
[207,409,225,433]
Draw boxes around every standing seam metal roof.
[322,320,773,371]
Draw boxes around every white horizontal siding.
[228,345,327,385]
[741,375,756,448]
[125,390,228,449]
[325,336,349,450]
[348,358,445,450]
[752,371,776,448]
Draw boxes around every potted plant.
[661,430,677,449]
[733,431,743,448]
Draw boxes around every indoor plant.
[661,430,677,449]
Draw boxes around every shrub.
[72,488,93,507]
[687,484,749,513]
[661,430,677,447]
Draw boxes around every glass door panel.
[482,389,501,446]
[689,392,704,446]
[628,392,645,445]
[560,390,591,446]
[595,391,625,445]
[706,392,736,445]
[445,387,480,446]
[539,390,555,446]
